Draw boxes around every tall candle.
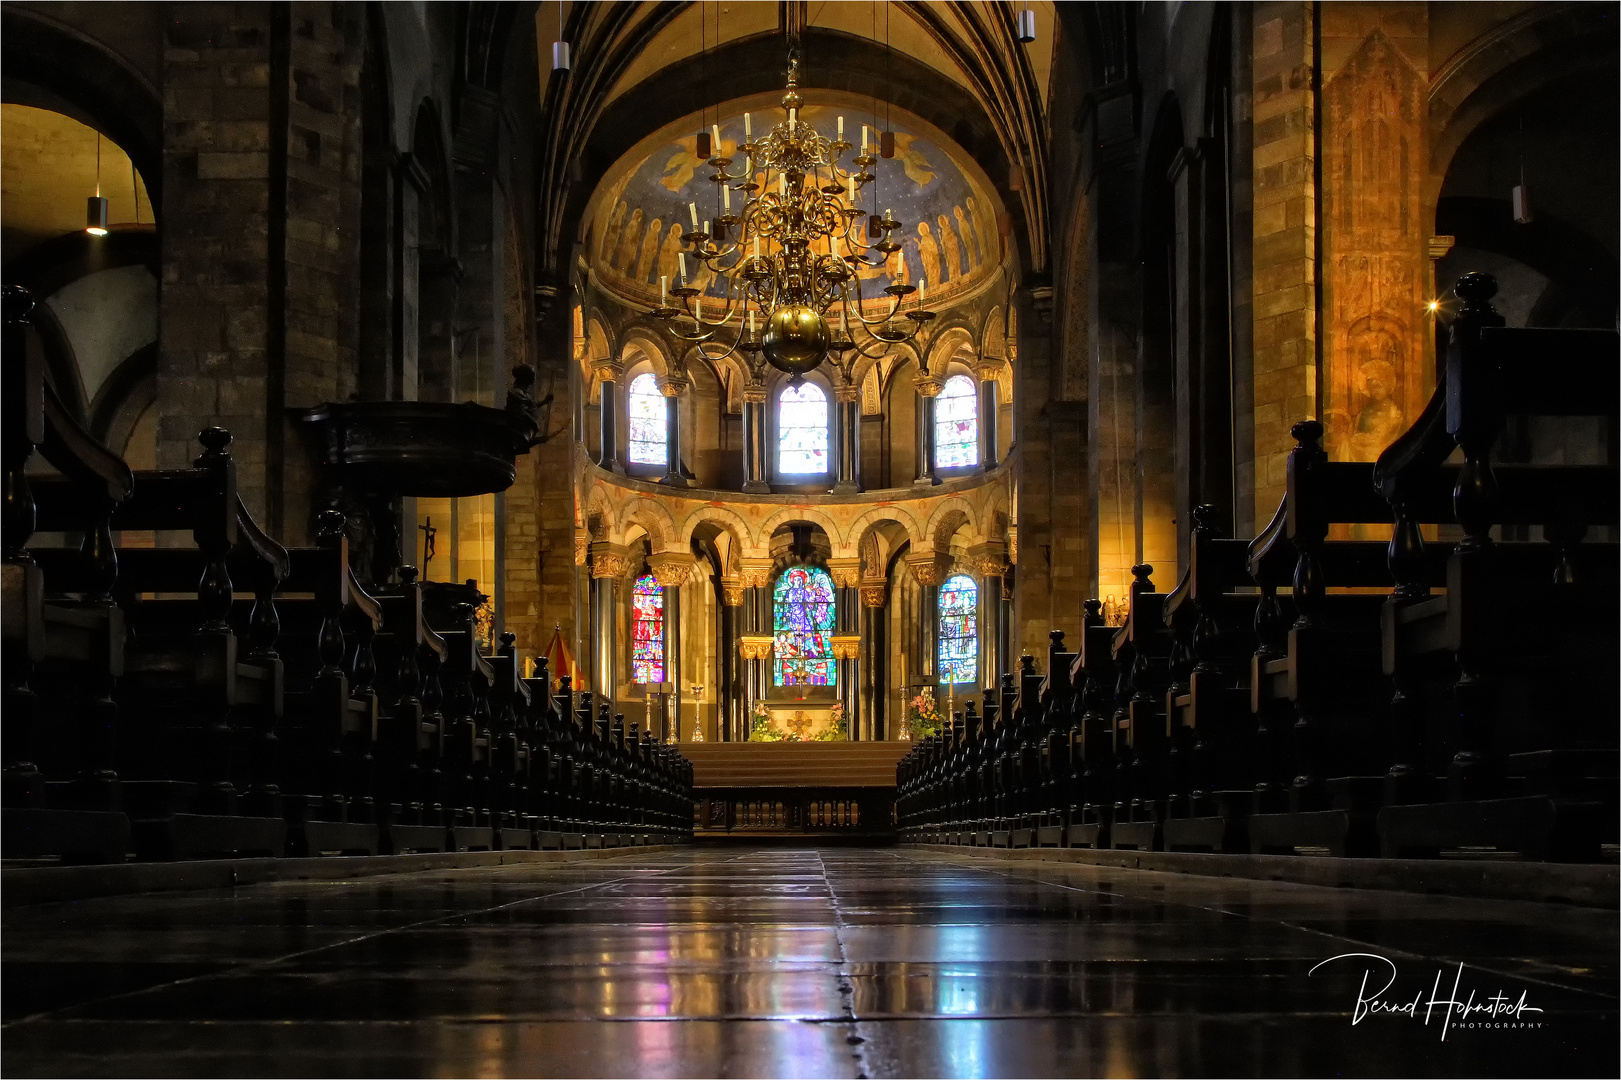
[689,202,699,229]
[744,112,751,138]
[660,275,667,305]
[861,125,868,153]
[754,236,760,260]
[678,252,687,281]
[703,220,710,237]
[847,175,855,202]
[919,278,926,304]
[780,175,786,197]
[749,310,756,336]
[723,184,731,212]
[711,124,720,151]
[837,116,844,140]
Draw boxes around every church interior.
[2,1,1616,1076]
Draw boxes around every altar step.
[679,742,911,789]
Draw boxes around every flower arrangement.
[750,700,791,741]
[905,687,940,740]
[813,701,848,742]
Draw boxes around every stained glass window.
[631,572,665,683]
[627,372,667,465]
[938,573,978,684]
[772,565,837,685]
[777,381,828,474]
[935,374,979,469]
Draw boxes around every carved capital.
[574,529,590,567]
[742,383,769,404]
[646,552,698,587]
[833,383,860,403]
[830,634,862,660]
[592,359,625,382]
[914,375,944,398]
[964,541,1008,578]
[737,558,774,589]
[825,558,863,589]
[906,551,951,587]
[720,578,746,606]
[860,581,889,608]
[589,542,634,579]
[1006,525,1018,566]
[657,374,689,398]
[738,634,775,661]
[973,357,1006,382]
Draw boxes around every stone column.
[588,542,632,707]
[736,559,774,731]
[860,580,889,739]
[719,578,744,740]
[976,360,1002,469]
[648,553,696,741]
[741,383,770,493]
[966,543,1009,689]
[907,551,948,686]
[832,383,861,495]
[658,375,690,488]
[827,558,863,738]
[913,375,943,486]
[594,360,624,473]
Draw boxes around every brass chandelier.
[652,50,936,383]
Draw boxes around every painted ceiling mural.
[590,102,1001,311]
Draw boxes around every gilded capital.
[592,359,625,382]
[906,551,951,587]
[833,383,860,403]
[574,528,590,567]
[742,383,769,405]
[825,558,863,589]
[830,634,862,660]
[646,552,698,588]
[589,542,634,579]
[657,374,689,398]
[914,374,944,398]
[965,541,1008,578]
[720,579,746,607]
[737,558,774,589]
[973,357,1006,382]
[738,634,775,661]
[860,580,889,608]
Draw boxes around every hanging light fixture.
[551,0,570,71]
[1017,4,1037,44]
[86,131,108,236]
[652,41,935,384]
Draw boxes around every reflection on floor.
[3,848,1615,1078]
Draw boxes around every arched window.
[777,381,828,474]
[772,565,836,685]
[631,572,665,683]
[938,573,978,684]
[627,372,667,465]
[935,374,979,468]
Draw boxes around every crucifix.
[418,517,437,575]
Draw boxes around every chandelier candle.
[651,48,934,383]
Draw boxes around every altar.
[758,702,839,741]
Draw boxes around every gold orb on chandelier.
[761,303,830,378]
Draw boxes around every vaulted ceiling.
[532,2,1058,289]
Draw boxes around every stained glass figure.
[777,381,828,474]
[935,374,979,469]
[772,565,837,685]
[631,572,665,683]
[938,573,978,684]
[627,372,667,465]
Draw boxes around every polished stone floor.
[3,847,1615,1078]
